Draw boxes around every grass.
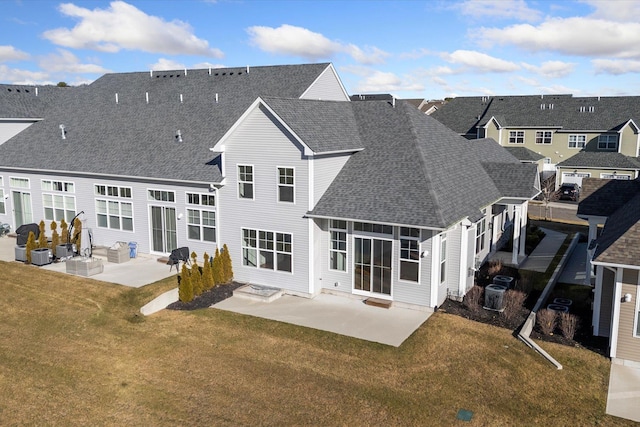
[0,261,635,426]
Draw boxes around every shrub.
[514,271,533,294]
[190,252,203,296]
[221,244,233,283]
[25,231,37,264]
[212,248,223,286]
[50,221,59,256]
[60,219,69,246]
[559,312,580,340]
[502,290,527,322]
[72,218,81,250]
[487,259,503,276]
[463,285,484,314]
[537,309,557,335]
[202,252,214,290]
[38,220,47,249]
[178,263,194,302]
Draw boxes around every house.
[0,63,538,310]
[430,95,640,188]
[578,177,640,365]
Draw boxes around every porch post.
[586,217,599,286]
[518,202,527,257]
[511,205,521,265]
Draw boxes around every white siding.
[0,121,36,145]
[393,229,433,307]
[217,104,311,295]
[0,170,217,257]
[312,153,351,205]
[447,225,462,298]
[301,66,349,101]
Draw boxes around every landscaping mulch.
[167,281,245,311]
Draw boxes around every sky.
[3,0,640,99]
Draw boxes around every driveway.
[607,362,640,422]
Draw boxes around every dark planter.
[15,245,27,262]
[31,248,51,266]
[56,244,73,259]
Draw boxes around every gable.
[300,64,349,101]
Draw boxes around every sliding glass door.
[150,206,177,253]
[354,237,392,296]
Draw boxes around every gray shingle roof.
[556,151,640,169]
[470,138,521,163]
[0,84,67,118]
[481,162,540,199]
[309,101,536,229]
[504,146,545,162]
[0,63,331,183]
[578,177,640,217]
[431,94,640,134]
[593,192,640,266]
[263,97,363,153]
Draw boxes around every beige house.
[431,95,640,187]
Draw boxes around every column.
[511,205,521,265]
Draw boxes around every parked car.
[558,183,580,201]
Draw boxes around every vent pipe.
[184,68,187,76]
[145,92,149,104]
[176,130,182,143]
[208,67,212,75]
[35,87,38,97]
[115,93,119,104]
[180,93,183,103]
[150,70,153,77]
[215,93,219,103]
[392,97,396,108]
[246,65,250,74]
[59,124,66,140]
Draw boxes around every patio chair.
[167,246,191,272]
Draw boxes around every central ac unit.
[493,275,514,289]
[484,284,507,312]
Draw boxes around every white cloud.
[43,1,223,57]
[0,64,49,85]
[354,70,424,93]
[192,61,226,70]
[582,0,640,22]
[38,49,109,74]
[150,58,186,71]
[521,60,576,78]
[592,58,640,74]
[398,48,433,60]
[476,17,640,58]
[247,24,388,64]
[0,45,30,62]
[441,50,520,73]
[455,0,542,22]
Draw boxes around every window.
[400,227,420,282]
[42,179,74,193]
[440,234,447,283]
[598,134,618,150]
[329,220,347,271]
[10,177,29,189]
[508,131,524,144]
[96,200,133,231]
[600,173,631,180]
[242,228,292,272]
[475,214,486,254]
[186,193,216,242]
[535,131,552,144]
[148,189,175,202]
[95,185,132,198]
[277,167,294,203]
[568,134,586,149]
[43,194,76,222]
[238,165,253,199]
[353,222,392,234]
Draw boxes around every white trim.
[184,191,216,244]
[430,233,440,307]
[9,176,30,189]
[308,159,314,293]
[276,165,295,204]
[568,134,587,149]
[241,227,293,274]
[328,219,348,273]
[592,260,640,270]
[398,227,421,284]
[593,266,603,336]
[352,235,394,299]
[458,224,469,296]
[305,213,445,232]
[610,267,623,358]
[95,198,134,232]
[236,164,255,200]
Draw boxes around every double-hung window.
[475,214,486,254]
[242,228,292,272]
[508,131,524,144]
[329,220,347,271]
[598,134,617,150]
[42,179,76,222]
[535,131,552,144]
[238,165,254,199]
[95,184,133,231]
[568,134,586,149]
[277,167,294,203]
[186,193,216,242]
[400,227,420,282]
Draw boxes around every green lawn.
[0,261,634,426]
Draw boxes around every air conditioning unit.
[547,304,569,313]
[493,275,515,289]
[484,284,507,312]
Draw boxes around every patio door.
[12,191,32,228]
[354,237,392,296]
[150,206,177,253]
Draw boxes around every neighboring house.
[556,152,640,188]
[430,95,640,187]
[578,177,640,365]
[0,63,538,311]
[403,98,447,115]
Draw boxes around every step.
[234,284,283,303]
[364,297,392,309]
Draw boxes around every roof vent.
[59,124,66,140]
[176,130,183,143]
[548,103,554,110]
[115,93,119,104]
[145,92,149,104]
[589,106,595,113]
[215,93,219,103]
[180,93,183,104]
[540,104,545,110]
[35,87,38,96]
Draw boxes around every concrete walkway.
[557,242,588,285]
[607,362,640,422]
[214,293,431,347]
[518,227,567,273]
